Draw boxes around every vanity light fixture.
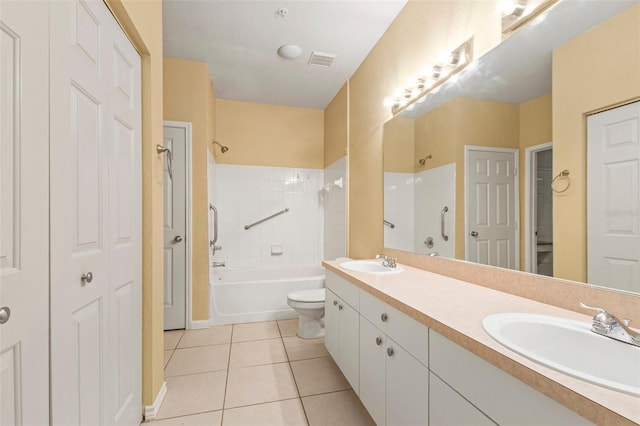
[501,0,557,34]
[384,38,473,114]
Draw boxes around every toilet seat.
[287,288,325,303]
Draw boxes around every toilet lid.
[288,288,325,303]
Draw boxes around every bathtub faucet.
[213,261,226,268]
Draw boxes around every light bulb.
[383,97,395,107]
[416,95,427,104]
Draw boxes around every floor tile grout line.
[222,395,304,412]
[284,336,312,426]
[220,325,237,423]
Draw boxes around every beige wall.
[518,93,552,268]
[347,0,503,258]
[553,4,640,282]
[105,0,164,407]
[163,57,213,322]
[325,83,348,168]
[207,79,216,157]
[383,116,414,173]
[216,99,324,169]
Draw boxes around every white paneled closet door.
[49,0,142,424]
[0,2,50,424]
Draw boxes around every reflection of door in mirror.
[587,101,640,293]
[534,147,553,276]
[465,147,518,269]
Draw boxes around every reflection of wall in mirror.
[384,94,554,264]
[553,3,640,284]
[414,97,520,260]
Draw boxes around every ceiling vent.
[308,51,336,67]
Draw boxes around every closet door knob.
[0,307,10,324]
[387,347,394,357]
[333,300,338,306]
[381,313,388,322]
[375,337,383,346]
[174,235,183,243]
[81,272,93,284]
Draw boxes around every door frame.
[163,120,193,329]
[524,142,552,274]
[464,145,520,268]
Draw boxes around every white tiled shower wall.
[323,157,347,261]
[214,165,324,269]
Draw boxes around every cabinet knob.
[375,337,383,346]
[381,313,388,322]
[333,300,338,306]
[0,307,10,324]
[387,347,394,357]
[81,272,93,285]
[338,304,343,311]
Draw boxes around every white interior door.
[587,101,640,292]
[466,147,518,269]
[50,1,142,424]
[163,124,188,330]
[0,2,50,424]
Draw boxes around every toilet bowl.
[287,288,325,339]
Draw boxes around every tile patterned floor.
[147,319,375,426]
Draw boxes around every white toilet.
[287,288,325,339]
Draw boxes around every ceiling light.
[277,44,302,60]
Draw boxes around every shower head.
[418,154,432,165]
[213,140,229,153]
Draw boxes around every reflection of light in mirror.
[416,96,427,104]
[498,0,527,17]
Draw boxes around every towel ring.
[551,169,570,193]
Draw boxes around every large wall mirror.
[383,0,640,293]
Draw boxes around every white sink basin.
[483,313,640,396]
[339,260,404,274]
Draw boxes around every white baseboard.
[189,319,210,329]
[143,381,167,421]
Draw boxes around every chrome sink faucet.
[580,302,640,347]
[375,254,397,268]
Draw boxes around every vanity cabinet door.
[339,300,360,393]
[429,372,496,426]
[359,318,387,425]
[324,289,340,360]
[324,288,360,393]
[386,336,429,426]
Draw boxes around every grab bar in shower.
[441,206,449,241]
[383,219,395,229]
[210,203,219,249]
[245,208,289,230]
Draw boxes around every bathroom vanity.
[322,260,640,426]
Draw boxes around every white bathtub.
[209,266,325,325]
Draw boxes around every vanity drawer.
[325,270,359,309]
[359,289,428,366]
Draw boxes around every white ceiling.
[163,0,408,110]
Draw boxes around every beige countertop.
[322,260,640,426]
